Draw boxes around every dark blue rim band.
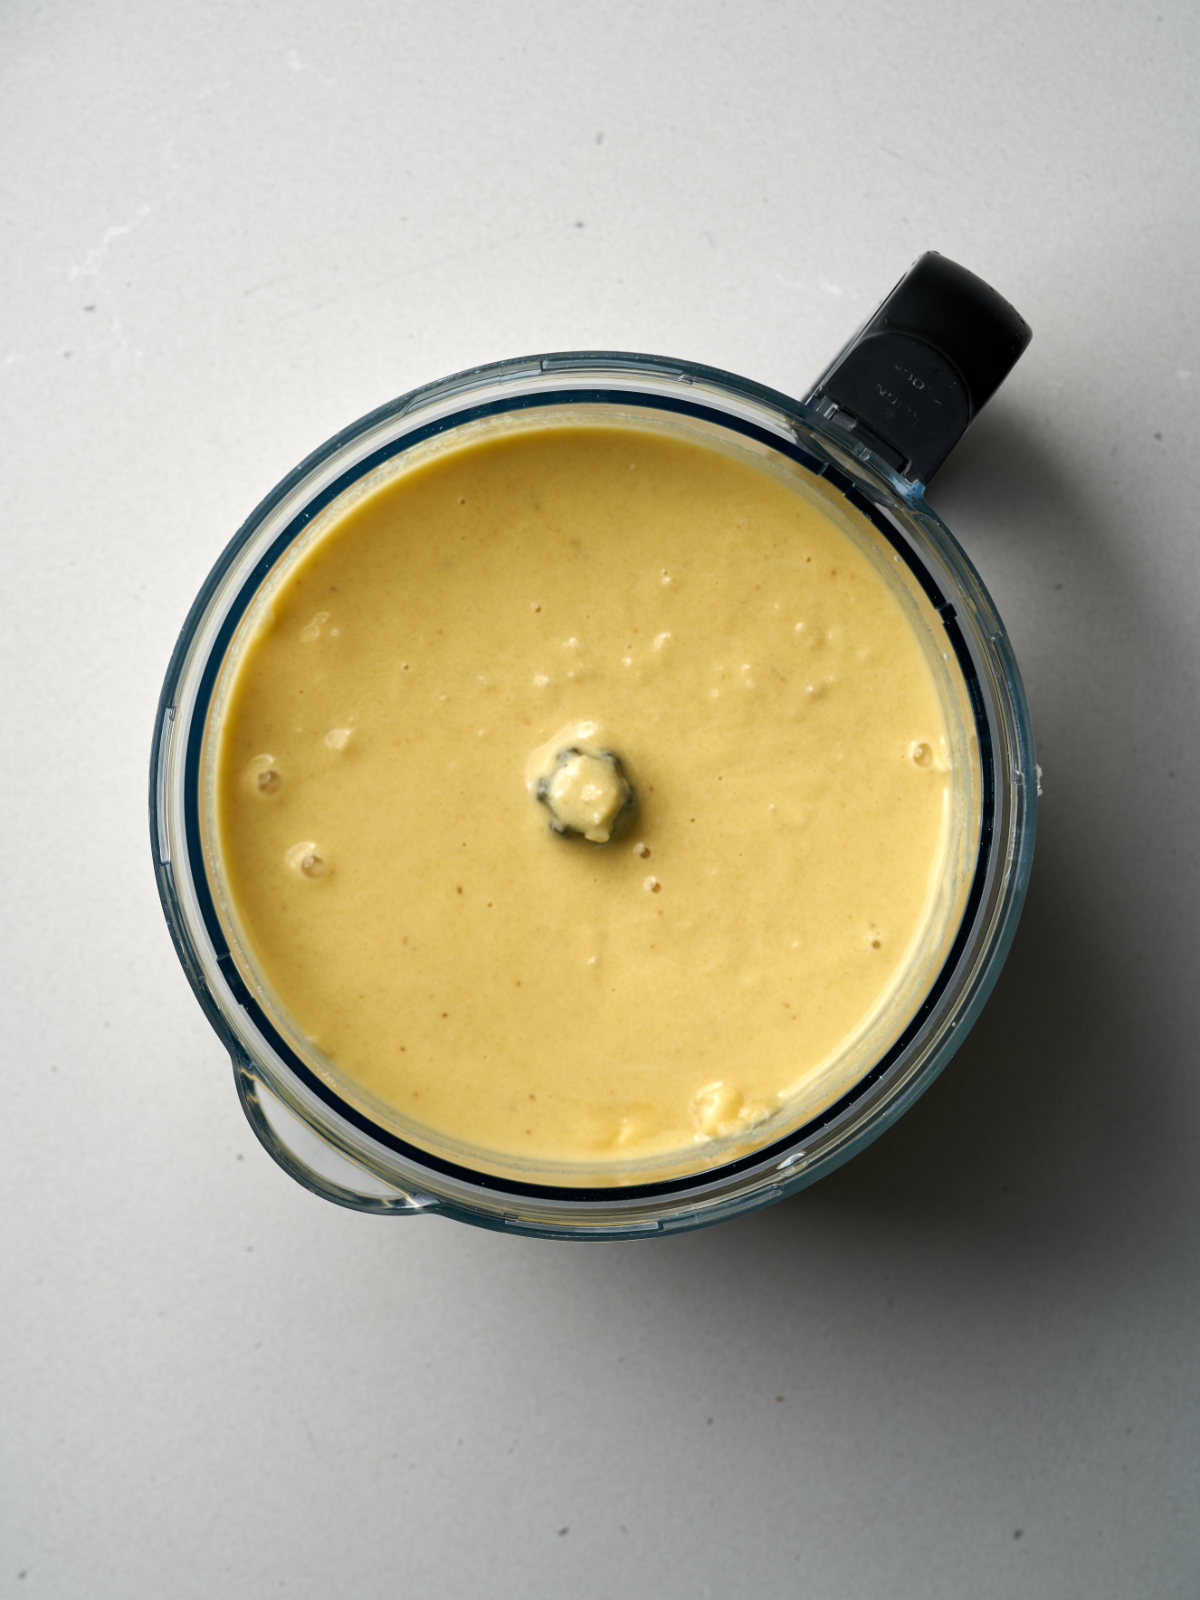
[174,388,998,1205]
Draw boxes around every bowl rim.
[150,350,1037,1232]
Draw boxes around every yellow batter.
[206,413,978,1182]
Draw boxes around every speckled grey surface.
[3,2,1198,1595]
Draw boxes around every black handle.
[807,252,1031,486]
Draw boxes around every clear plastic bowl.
[150,352,1036,1239]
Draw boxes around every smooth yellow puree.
[210,419,974,1177]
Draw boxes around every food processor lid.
[807,251,1031,486]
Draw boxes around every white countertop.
[3,3,1198,1596]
